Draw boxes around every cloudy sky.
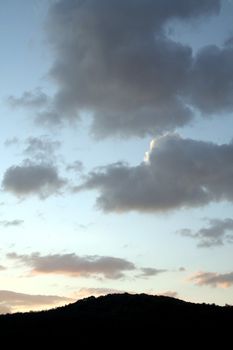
[1,0,233,313]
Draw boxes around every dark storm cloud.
[76,134,233,212]
[178,218,233,247]
[2,161,66,199]
[0,290,72,314]
[191,271,233,288]
[9,0,223,138]
[7,252,136,279]
[0,220,24,227]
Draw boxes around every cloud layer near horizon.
[76,134,233,212]
[72,287,126,300]
[9,0,233,139]
[0,290,72,314]
[191,271,233,288]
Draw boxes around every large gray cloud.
[9,0,224,138]
[76,133,233,212]
[178,218,233,248]
[7,252,136,279]
[187,44,233,114]
[2,161,66,199]
[0,290,72,314]
[191,271,233,288]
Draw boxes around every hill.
[0,293,232,335]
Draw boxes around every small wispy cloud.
[7,88,49,109]
[178,218,233,247]
[4,137,19,147]
[138,267,167,278]
[66,160,84,173]
[0,220,24,227]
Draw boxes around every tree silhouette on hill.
[0,293,232,336]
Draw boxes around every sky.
[0,0,233,313]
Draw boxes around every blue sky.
[1,0,233,313]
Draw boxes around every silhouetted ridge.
[0,293,232,335]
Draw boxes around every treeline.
[0,293,233,336]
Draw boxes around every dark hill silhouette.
[0,293,232,335]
